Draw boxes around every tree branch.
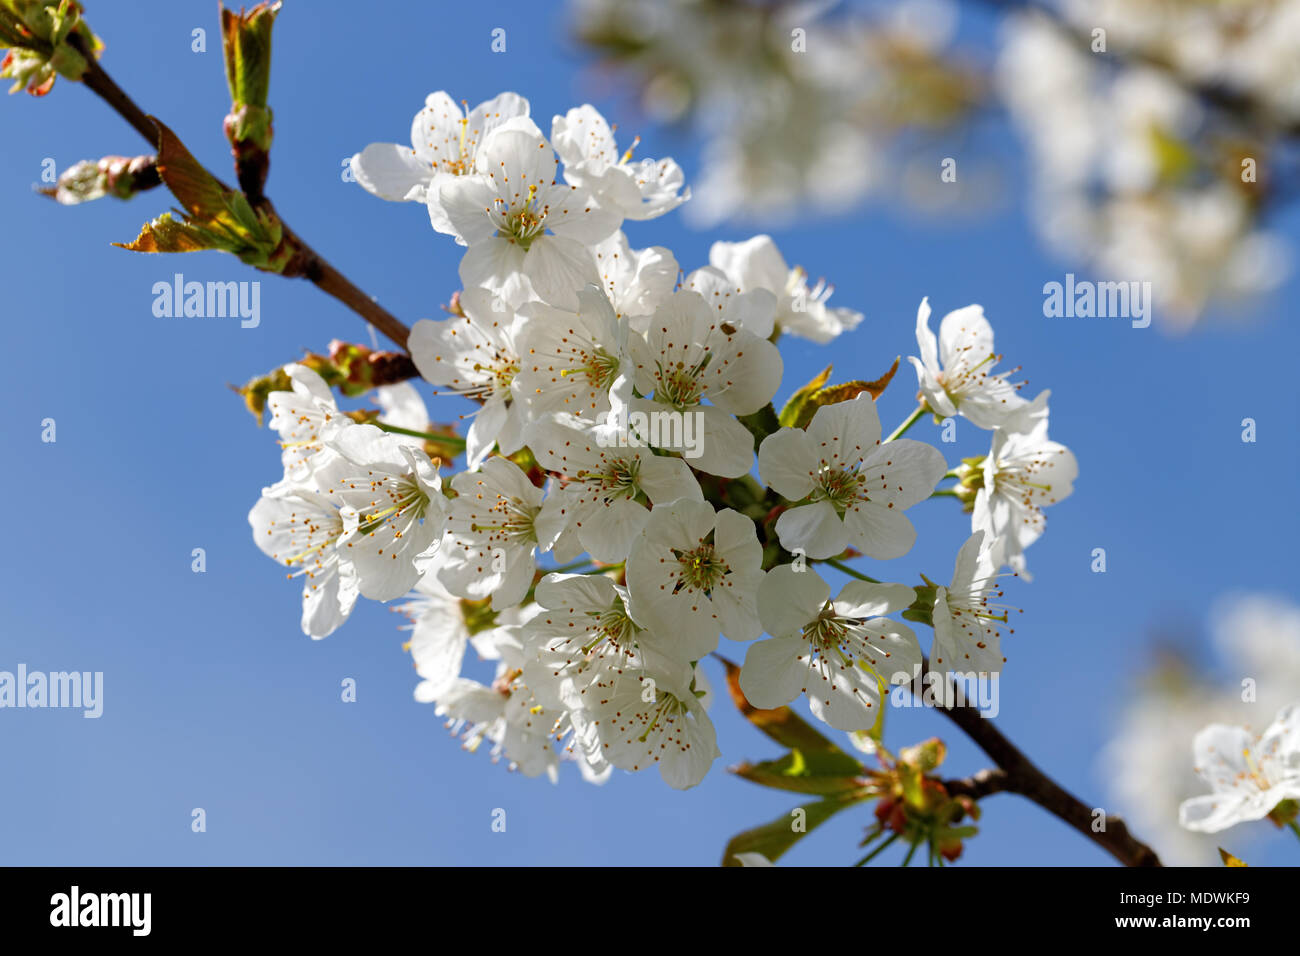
[71,33,412,350]
[943,767,1009,800]
[930,663,1163,867]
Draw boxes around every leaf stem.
[884,404,926,443]
[374,423,465,447]
[823,558,881,584]
[853,831,900,867]
[900,837,922,867]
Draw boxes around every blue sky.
[1,0,1297,866]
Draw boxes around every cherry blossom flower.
[929,531,1012,677]
[248,484,358,639]
[527,415,702,562]
[350,91,530,235]
[431,665,562,782]
[1179,704,1300,834]
[407,287,526,466]
[395,566,527,700]
[626,498,764,661]
[521,572,692,712]
[908,297,1028,428]
[741,565,920,731]
[514,284,632,425]
[683,265,778,338]
[551,104,689,220]
[318,424,449,602]
[628,289,783,477]
[436,457,568,610]
[439,117,621,309]
[266,363,351,482]
[567,656,720,789]
[591,231,679,322]
[967,392,1077,578]
[759,393,945,560]
[708,235,863,343]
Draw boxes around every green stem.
[853,831,900,867]
[546,558,600,575]
[900,837,922,867]
[824,558,881,584]
[930,489,962,499]
[1289,821,1300,842]
[884,404,926,443]
[375,422,466,447]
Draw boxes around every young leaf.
[720,656,853,758]
[721,795,865,866]
[778,363,832,428]
[784,357,901,430]
[731,751,867,795]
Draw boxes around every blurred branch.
[972,0,1300,138]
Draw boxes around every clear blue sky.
[2,0,1297,866]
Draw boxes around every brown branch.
[70,32,411,350]
[930,663,1163,867]
[943,767,1009,801]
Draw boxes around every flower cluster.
[246,91,1077,790]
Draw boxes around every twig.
[71,32,413,350]
[929,662,1162,866]
[942,767,1009,800]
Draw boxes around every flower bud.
[41,153,159,205]
[0,0,102,96]
[220,2,280,197]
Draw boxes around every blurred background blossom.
[571,0,1299,328]
[1101,593,1300,864]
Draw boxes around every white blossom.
[759,393,945,560]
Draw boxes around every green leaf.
[114,212,212,253]
[720,657,853,758]
[736,402,780,447]
[731,750,866,795]
[721,795,865,866]
[778,364,832,428]
[114,120,294,271]
[781,358,902,430]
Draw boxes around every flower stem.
[1289,821,1300,843]
[824,558,881,584]
[900,837,922,867]
[546,558,598,575]
[375,423,466,447]
[853,831,900,867]
[884,404,926,443]
[930,488,962,499]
